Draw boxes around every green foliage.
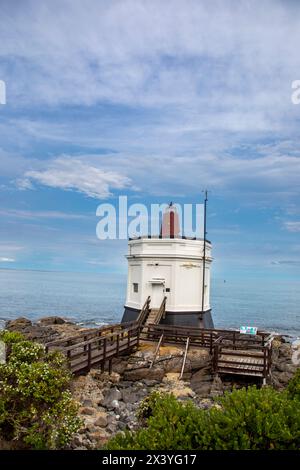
[107,384,300,450]
[0,333,81,449]
[108,392,205,450]
[9,340,45,364]
[0,330,24,345]
[136,391,165,421]
[287,367,300,401]
[203,386,300,450]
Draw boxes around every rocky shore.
[4,316,300,450]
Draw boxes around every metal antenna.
[201,190,209,316]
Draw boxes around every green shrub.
[0,333,81,449]
[108,392,205,450]
[107,385,300,450]
[203,386,300,450]
[287,367,300,401]
[136,391,165,421]
[0,330,24,345]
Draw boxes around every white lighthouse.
[122,204,214,328]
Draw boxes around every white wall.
[125,238,212,312]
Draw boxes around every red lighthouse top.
[160,203,180,238]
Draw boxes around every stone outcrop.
[5,316,93,344]
[37,316,68,325]
[270,337,299,389]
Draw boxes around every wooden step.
[145,309,159,325]
[217,367,264,377]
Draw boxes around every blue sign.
[240,326,257,335]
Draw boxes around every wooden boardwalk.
[45,322,140,374]
[212,333,274,381]
[217,350,265,377]
[45,300,274,382]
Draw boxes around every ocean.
[0,269,299,338]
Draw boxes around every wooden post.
[108,359,112,375]
[67,349,71,365]
[150,334,164,368]
[103,337,107,362]
[269,345,272,374]
[128,329,131,348]
[179,337,190,380]
[87,343,91,370]
[214,345,219,374]
[116,334,120,356]
[263,347,267,382]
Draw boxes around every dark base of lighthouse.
[161,310,214,329]
[122,306,141,323]
[122,306,214,329]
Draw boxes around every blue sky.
[0,0,300,280]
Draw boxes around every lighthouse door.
[151,283,164,309]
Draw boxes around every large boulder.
[79,407,96,416]
[123,366,165,382]
[5,317,59,344]
[210,375,224,397]
[190,367,213,395]
[193,382,212,397]
[6,317,32,331]
[121,388,147,404]
[101,387,122,409]
[37,316,67,325]
[5,316,91,345]
[188,348,211,370]
[94,412,108,428]
[278,343,293,359]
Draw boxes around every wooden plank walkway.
[46,323,140,374]
[217,350,265,377]
[144,324,274,381]
[212,334,274,381]
[44,300,274,381]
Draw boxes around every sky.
[0,0,300,280]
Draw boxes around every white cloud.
[11,138,300,202]
[0,257,15,262]
[0,0,299,219]
[0,209,91,220]
[19,156,132,199]
[0,0,300,133]
[0,243,24,253]
[284,221,300,232]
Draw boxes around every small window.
[166,287,170,293]
[133,283,139,293]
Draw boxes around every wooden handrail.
[47,324,140,353]
[136,296,151,325]
[53,321,141,374]
[263,333,277,348]
[179,337,190,379]
[153,296,167,325]
[45,320,137,348]
[149,334,164,368]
